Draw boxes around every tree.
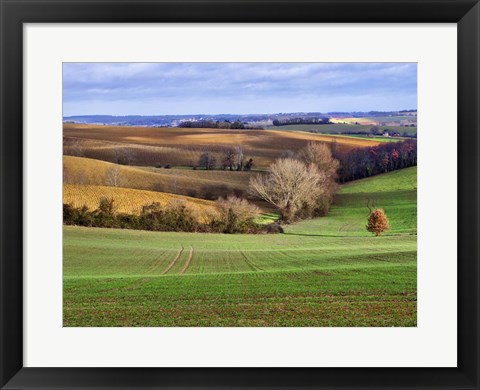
[198,152,217,170]
[244,158,254,171]
[249,158,326,222]
[222,148,237,171]
[105,166,122,187]
[366,208,389,236]
[297,142,339,180]
[382,152,390,173]
[235,146,244,171]
[297,142,340,215]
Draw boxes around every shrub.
[63,203,94,226]
[215,196,261,233]
[117,213,141,229]
[63,198,268,234]
[93,197,119,227]
[140,200,199,232]
[97,197,116,215]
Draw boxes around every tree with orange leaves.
[367,208,389,236]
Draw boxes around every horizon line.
[63,109,418,117]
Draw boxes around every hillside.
[64,184,216,217]
[64,155,254,200]
[265,123,417,136]
[285,167,417,236]
[64,123,383,168]
[64,167,417,327]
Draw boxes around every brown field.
[64,123,381,168]
[64,184,217,217]
[64,156,255,200]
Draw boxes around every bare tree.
[297,142,340,215]
[222,148,237,171]
[198,152,217,170]
[297,142,339,180]
[236,146,244,171]
[105,166,122,187]
[249,158,326,222]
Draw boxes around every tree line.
[179,120,263,130]
[272,117,331,126]
[197,146,254,171]
[335,139,417,183]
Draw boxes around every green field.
[265,123,417,136]
[364,115,417,123]
[64,167,417,327]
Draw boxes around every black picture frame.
[1,1,479,389]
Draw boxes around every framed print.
[0,0,479,389]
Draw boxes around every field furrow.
[180,247,194,275]
[162,247,184,275]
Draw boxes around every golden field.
[64,155,253,198]
[64,184,216,217]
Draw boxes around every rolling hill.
[63,184,217,217]
[64,155,254,200]
[64,123,384,168]
[63,167,417,327]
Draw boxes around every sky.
[63,63,417,116]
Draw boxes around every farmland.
[64,155,253,200]
[330,115,416,126]
[63,167,417,327]
[264,123,417,136]
[64,184,216,216]
[62,63,418,328]
[64,123,383,168]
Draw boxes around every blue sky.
[63,63,417,116]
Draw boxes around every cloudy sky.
[63,63,417,116]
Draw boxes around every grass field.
[64,167,417,327]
